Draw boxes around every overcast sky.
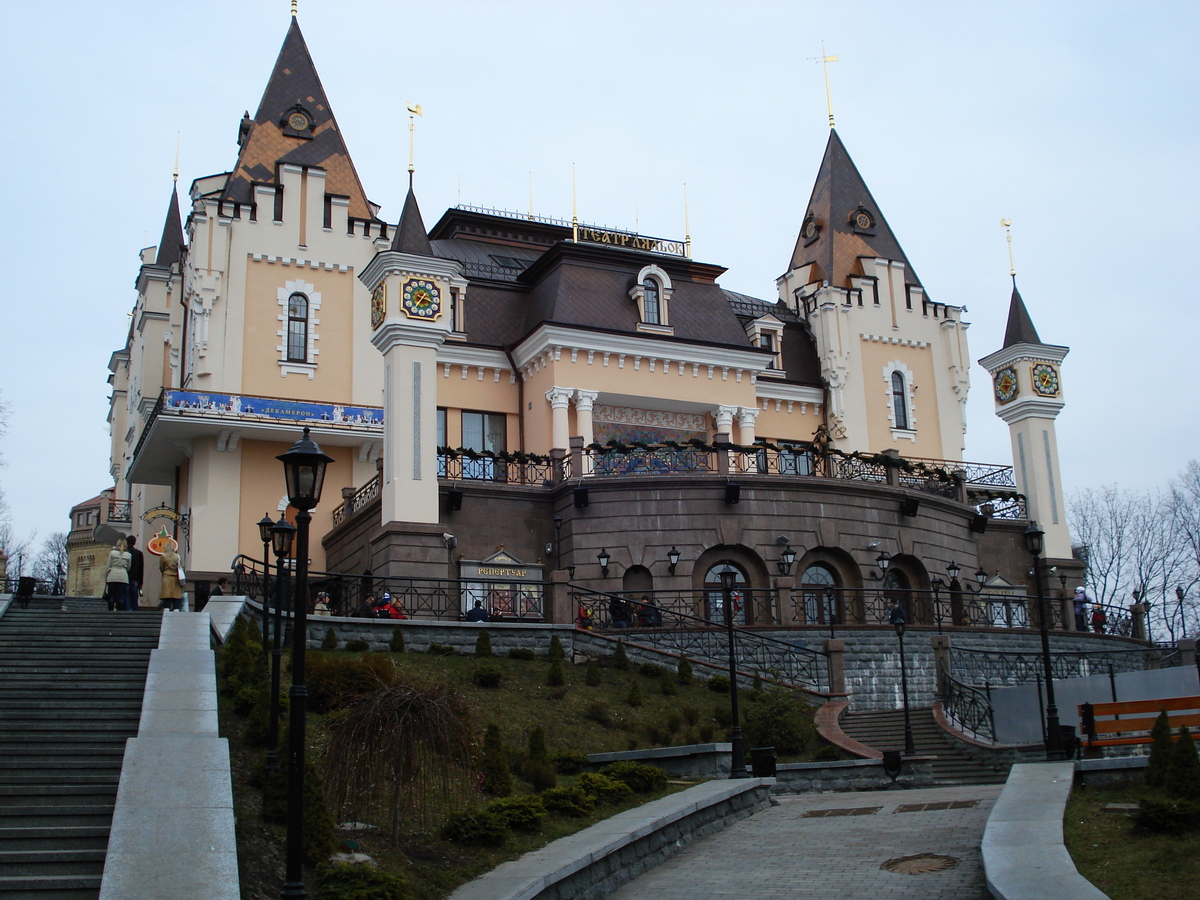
[0,0,1196,550]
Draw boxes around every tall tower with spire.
[777,130,972,460]
[979,281,1072,559]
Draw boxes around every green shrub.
[314,861,413,900]
[486,795,547,832]
[541,785,594,817]
[547,685,569,701]
[660,676,677,696]
[551,750,590,775]
[345,639,370,653]
[626,680,643,707]
[480,724,512,797]
[233,684,261,717]
[1147,709,1173,788]
[676,656,693,685]
[527,726,549,765]
[712,705,732,729]
[1166,726,1200,801]
[321,628,338,651]
[812,744,843,762]
[751,672,764,693]
[643,723,665,746]
[473,664,502,688]
[548,634,565,661]
[441,810,509,846]
[665,712,682,734]
[523,761,558,791]
[307,653,397,713]
[578,771,634,805]
[389,626,405,653]
[427,643,456,655]
[585,659,602,686]
[611,641,629,670]
[639,662,665,678]
[600,761,667,793]
[742,688,815,755]
[698,723,715,742]
[547,658,566,687]
[243,685,286,747]
[585,701,611,726]
[262,755,337,864]
[507,648,535,661]
[707,675,730,693]
[475,630,493,657]
[1133,797,1200,834]
[681,705,700,726]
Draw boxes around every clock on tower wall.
[993,366,1018,404]
[1030,363,1060,397]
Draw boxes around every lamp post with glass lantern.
[266,515,294,773]
[1024,522,1065,761]
[719,568,749,778]
[257,513,275,654]
[276,427,333,900]
[893,616,916,756]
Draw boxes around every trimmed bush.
[600,761,667,793]
[812,744,843,762]
[546,658,566,687]
[475,630,493,657]
[639,662,666,679]
[427,643,456,655]
[389,626,405,653]
[321,628,338,650]
[751,672,764,693]
[676,655,694,685]
[1166,726,1200,801]
[507,648,535,661]
[707,675,730,693]
[345,639,370,653]
[585,701,611,726]
[523,761,558,792]
[578,771,634,805]
[660,676,678,696]
[233,684,261,717]
[551,750,590,775]
[548,634,565,661]
[262,755,337,864]
[742,688,815,755]
[314,862,412,900]
[665,712,682,735]
[626,680,643,707]
[713,705,732,729]
[611,641,629,670]
[473,664,502,688]
[1146,709,1173,788]
[441,810,509,846]
[698,723,715,742]
[486,795,547,832]
[307,653,397,713]
[585,659,602,686]
[480,724,512,797]
[681,705,700,726]
[541,785,594,817]
[528,726,549,765]
[1133,797,1200,835]
[547,686,569,701]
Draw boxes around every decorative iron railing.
[948,644,1153,688]
[1,577,60,596]
[437,452,559,486]
[332,475,381,527]
[939,660,996,743]
[571,585,829,693]
[106,499,132,523]
[231,556,545,621]
[593,445,716,477]
[969,493,1028,520]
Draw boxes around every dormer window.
[629,264,674,334]
[745,315,784,374]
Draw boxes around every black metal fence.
[948,645,1155,689]
[939,660,996,743]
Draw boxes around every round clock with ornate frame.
[993,366,1018,403]
[1031,363,1060,397]
[400,278,441,320]
[287,111,310,131]
[370,282,386,329]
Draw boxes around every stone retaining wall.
[773,756,934,792]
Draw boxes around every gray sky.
[1,0,1196,548]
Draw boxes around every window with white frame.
[629,264,673,332]
[883,362,916,437]
[277,279,322,377]
[642,277,661,325]
[286,293,308,362]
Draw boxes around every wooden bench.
[1078,696,1200,751]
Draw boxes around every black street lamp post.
[277,427,333,900]
[930,576,944,634]
[894,618,916,756]
[553,515,563,569]
[266,515,294,773]
[720,568,749,778]
[1024,523,1065,761]
[257,513,275,654]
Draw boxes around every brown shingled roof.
[1002,281,1042,347]
[790,129,924,292]
[222,18,372,220]
[154,186,184,268]
[391,184,433,256]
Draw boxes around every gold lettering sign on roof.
[576,226,687,258]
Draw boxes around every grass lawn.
[1064,784,1200,900]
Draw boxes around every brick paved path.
[606,784,1003,900]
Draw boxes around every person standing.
[126,535,144,611]
[159,548,184,612]
[1072,586,1089,631]
[103,540,132,612]
[887,597,908,627]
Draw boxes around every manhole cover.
[881,853,960,875]
[801,806,882,818]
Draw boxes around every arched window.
[703,561,748,626]
[891,371,909,430]
[642,278,661,325]
[287,293,309,362]
[801,564,840,626]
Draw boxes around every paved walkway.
[606,784,1003,900]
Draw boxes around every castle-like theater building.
[108,16,1083,628]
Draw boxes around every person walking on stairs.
[103,539,132,611]
[159,548,184,612]
[126,534,144,610]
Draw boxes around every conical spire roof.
[221,18,372,220]
[1002,280,1041,347]
[154,185,184,267]
[789,129,923,290]
[391,183,433,256]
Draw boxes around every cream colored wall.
[185,436,242,574]
[436,370,519,415]
[857,340,944,457]
[754,404,824,443]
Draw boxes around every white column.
[546,386,573,451]
[574,389,598,445]
[737,407,759,472]
[714,405,737,435]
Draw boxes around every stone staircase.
[839,706,1009,785]
[0,596,162,898]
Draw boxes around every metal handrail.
[939,659,996,743]
[949,644,1153,687]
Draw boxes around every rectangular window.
[461,411,506,480]
[436,408,447,476]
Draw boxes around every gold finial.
[1001,218,1015,277]
[291,0,297,16]
[683,183,691,259]
[173,132,180,184]
[571,164,578,243]
[809,42,839,128]
[406,102,423,182]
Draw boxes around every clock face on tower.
[370,282,386,329]
[400,278,441,320]
[1031,363,1060,397]
[993,367,1018,404]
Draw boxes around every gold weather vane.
[406,103,423,183]
[683,183,691,259]
[1001,218,1016,277]
[571,164,579,243]
[810,42,839,128]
